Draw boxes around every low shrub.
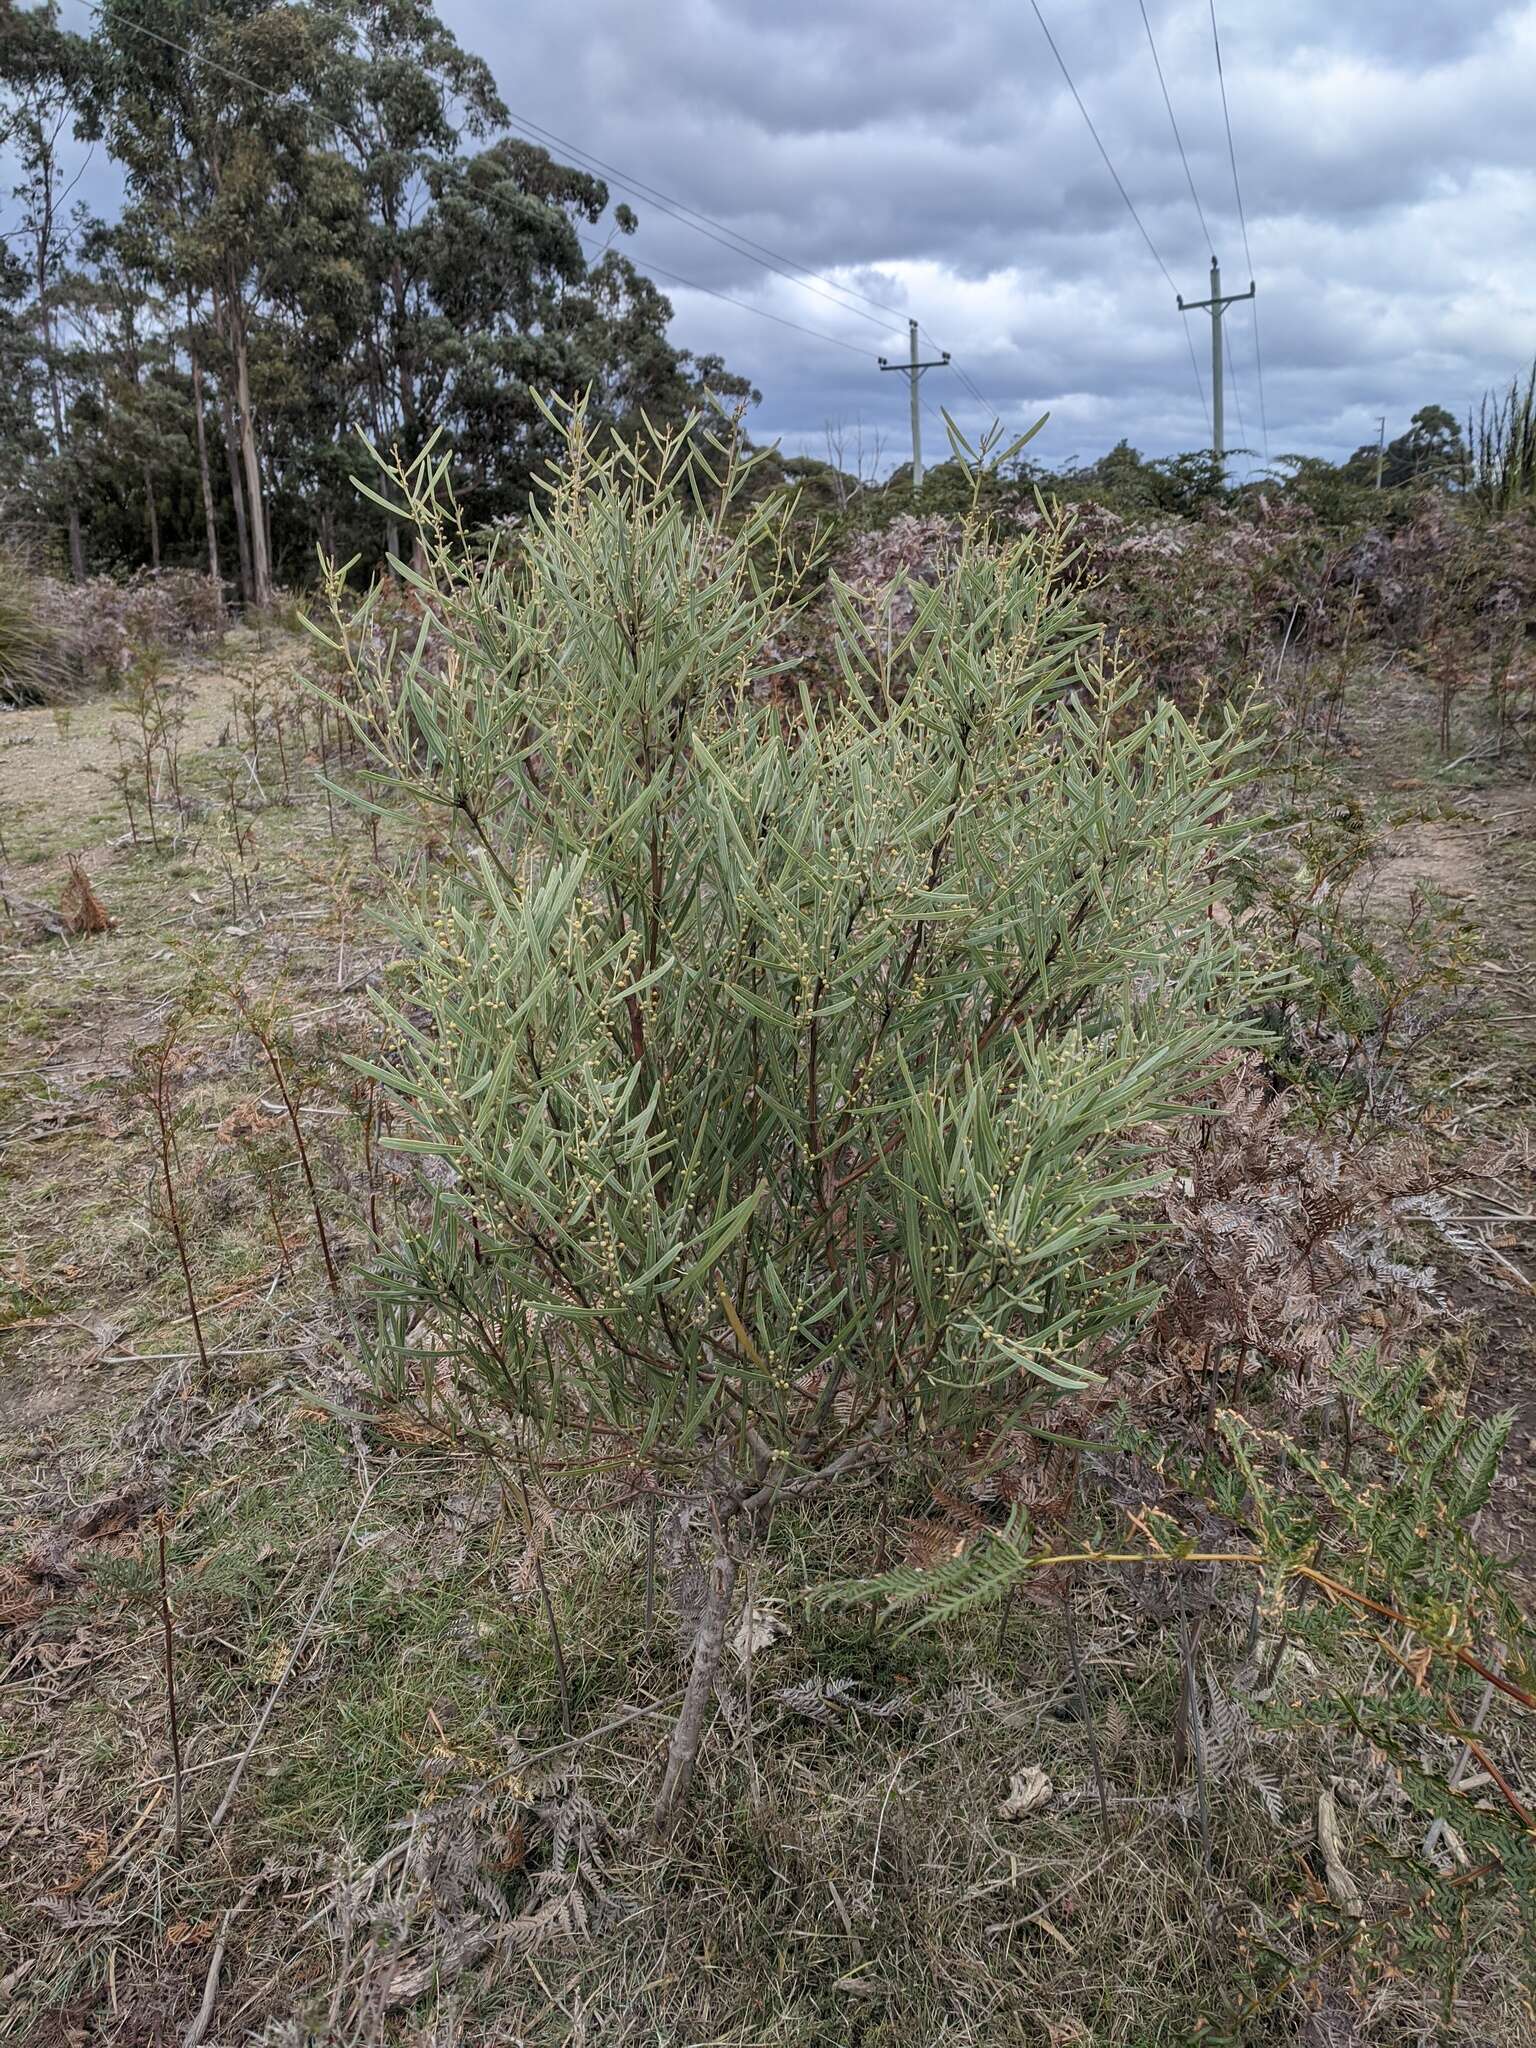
[319,403,1267,1819]
[6,565,229,693]
[56,566,227,683]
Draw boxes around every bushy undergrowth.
[0,557,227,705]
[848,496,1533,717]
[43,566,229,682]
[0,551,70,705]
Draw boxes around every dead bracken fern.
[275,1748,624,2033]
[60,852,110,934]
[773,1675,918,1725]
[1147,1054,1458,1400]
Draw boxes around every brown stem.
[643,1494,659,1643]
[505,1456,571,1738]
[157,1515,184,1857]
[239,998,340,1297]
[147,1039,208,1379]
[360,1082,380,1242]
[1176,1574,1213,1882]
[1291,1566,1536,1710]
[654,1542,738,1829]
[1064,1578,1111,1841]
[262,1167,291,1272]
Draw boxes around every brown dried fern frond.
[901,1516,978,1570]
[60,853,110,935]
[1145,1054,1455,1406]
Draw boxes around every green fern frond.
[817,1507,1037,1631]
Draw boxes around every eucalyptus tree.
[415,143,755,526]
[4,0,756,583]
[569,245,759,446]
[80,0,351,607]
[0,249,46,522]
[317,0,503,464]
[78,218,199,570]
[0,0,92,574]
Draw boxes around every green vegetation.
[1470,362,1536,514]
[0,331,1532,2047]
[319,406,1266,1818]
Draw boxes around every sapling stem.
[235,992,341,1297]
[157,1513,185,1856]
[140,1022,209,1380]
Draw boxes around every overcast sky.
[436,0,1536,479]
[36,1,1536,479]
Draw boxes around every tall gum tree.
[0,2,91,577]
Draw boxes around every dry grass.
[0,641,1533,2046]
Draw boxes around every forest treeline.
[0,0,755,603]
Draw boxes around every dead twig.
[180,1910,233,2048]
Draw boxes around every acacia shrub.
[319,406,1267,1815]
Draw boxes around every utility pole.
[1177,256,1254,477]
[1374,416,1387,490]
[879,318,949,490]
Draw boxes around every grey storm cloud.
[441,0,1536,475]
[31,0,1536,476]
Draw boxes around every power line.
[88,0,298,105]
[921,329,1003,423]
[499,105,897,338]
[1209,0,1270,458]
[576,235,870,360]
[1029,0,1216,437]
[506,104,1005,422]
[1138,0,1213,256]
[921,392,950,452]
[1139,0,1224,448]
[1208,4,1254,281]
[1223,321,1248,469]
[1240,299,1267,462]
[1027,0,1178,297]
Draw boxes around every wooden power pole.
[879,319,950,490]
[1177,256,1255,477]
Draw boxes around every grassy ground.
[1322,655,1536,1574]
[0,639,1532,2045]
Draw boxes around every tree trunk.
[218,384,253,608]
[143,467,161,570]
[653,1545,738,1829]
[46,358,84,582]
[230,305,272,610]
[187,316,220,584]
[263,461,275,595]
